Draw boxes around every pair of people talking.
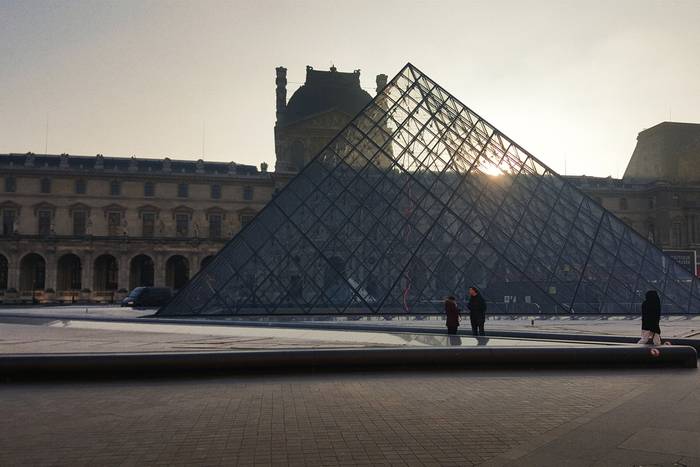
[444,287,486,336]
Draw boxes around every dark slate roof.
[281,66,373,125]
[0,153,261,176]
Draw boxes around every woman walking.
[444,295,460,335]
[638,290,661,345]
[467,287,487,336]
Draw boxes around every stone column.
[154,253,166,287]
[7,253,19,290]
[81,252,93,291]
[118,254,129,291]
[44,251,57,291]
[190,252,201,276]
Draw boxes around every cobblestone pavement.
[2,369,699,466]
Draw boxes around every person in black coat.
[444,295,460,335]
[467,287,486,336]
[638,290,661,345]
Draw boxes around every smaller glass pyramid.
[159,63,700,316]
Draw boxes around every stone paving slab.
[1,369,699,466]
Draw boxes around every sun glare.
[481,164,503,176]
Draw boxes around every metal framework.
[159,63,700,316]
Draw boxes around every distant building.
[0,64,385,304]
[567,122,700,274]
[274,65,387,172]
[0,153,275,303]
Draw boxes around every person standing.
[467,287,486,336]
[444,295,460,335]
[638,290,662,345]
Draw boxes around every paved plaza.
[1,368,699,466]
[1,306,699,466]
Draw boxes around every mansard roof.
[0,153,263,178]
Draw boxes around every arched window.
[93,254,118,291]
[19,253,45,290]
[166,255,189,289]
[0,254,8,290]
[201,255,215,270]
[57,254,82,291]
[129,254,154,289]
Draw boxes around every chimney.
[275,66,287,122]
[376,74,388,94]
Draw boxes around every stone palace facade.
[0,153,279,303]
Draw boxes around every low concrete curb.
[1,345,696,380]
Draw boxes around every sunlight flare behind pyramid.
[158,63,700,316]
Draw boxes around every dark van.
[121,287,172,307]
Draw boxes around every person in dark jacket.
[638,290,661,345]
[444,295,460,335]
[467,287,486,336]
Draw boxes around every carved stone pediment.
[172,205,194,219]
[68,202,91,215]
[205,206,226,219]
[33,201,57,215]
[137,205,161,218]
[102,203,127,214]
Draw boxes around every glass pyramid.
[159,63,700,316]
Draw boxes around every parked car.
[121,287,172,307]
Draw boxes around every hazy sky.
[1,0,699,177]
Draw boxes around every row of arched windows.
[0,253,215,292]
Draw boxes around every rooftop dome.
[281,66,373,125]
